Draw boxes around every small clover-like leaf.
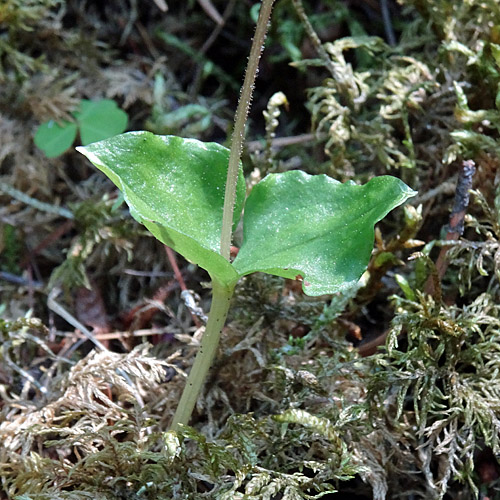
[233,170,416,296]
[34,120,78,157]
[75,99,128,145]
[77,132,245,286]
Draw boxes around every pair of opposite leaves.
[78,131,415,295]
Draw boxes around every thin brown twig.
[198,0,223,25]
[200,0,237,54]
[165,246,187,292]
[246,133,320,153]
[88,327,172,341]
[358,330,390,357]
[135,21,160,59]
[425,160,476,295]
[121,280,178,330]
[165,246,202,327]
[189,0,237,97]
[20,219,74,269]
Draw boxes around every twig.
[83,327,172,341]
[119,0,138,45]
[48,288,145,407]
[0,271,43,288]
[190,0,237,97]
[380,0,396,46]
[198,0,223,25]
[246,133,319,153]
[135,21,160,59]
[20,219,74,269]
[200,0,237,54]
[121,280,177,330]
[411,176,457,205]
[425,160,476,295]
[4,355,48,395]
[165,246,202,327]
[47,288,108,352]
[157,31,239,91]
[0,182,73,219]
[291,0,339,81]
[152,0,168,12]
[165,246,186,290]
[358,330,390,357]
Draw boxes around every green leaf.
[75,99,128,145]
[233,171,416,296]
[394,273,415,301]
[34,119,78,157]
[76,131,245,286]
[490,43,500,68]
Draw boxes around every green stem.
[171,0,275,431]
[171,281,235,431]
[220,0,276,260]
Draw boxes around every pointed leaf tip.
[233,171,416,296]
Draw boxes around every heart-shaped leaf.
[75,99,128,145]
[77,132,245,286]
[34,120,78,157]
[233,170,416,296]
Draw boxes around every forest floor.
[1,1,500,499]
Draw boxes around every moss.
[2,0,500,498]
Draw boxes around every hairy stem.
[220,0,275,260]
[171,281,235,431]
[171,0,275,431]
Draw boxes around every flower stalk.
[171,0,276,430]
